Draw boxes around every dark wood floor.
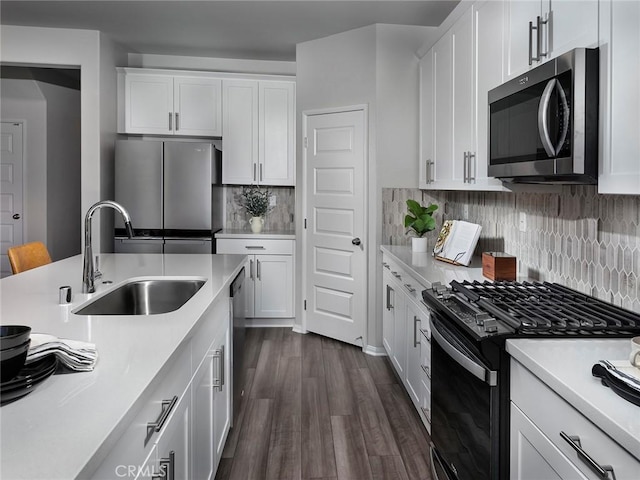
[215,328,433,480]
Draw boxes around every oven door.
[430,314,502,480]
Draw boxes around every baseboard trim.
[363,345,387,356]
[291,324,307,334]
[246,318,294,328]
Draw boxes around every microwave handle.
[555,80,570,155]
[538,78,557,157]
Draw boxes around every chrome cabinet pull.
[463,151,468,183]
[245,245,266,250]
[249,259,254,280]
[404,283,416,293]
[175,112,179,131]
[413,316,420,347]
[153,450,175,480]
[420,328,431,343]
[426,159,434,184]
[425,159,430,184]
[145,396,178,446]
[530,15,548,64]
[386,284,394,310]
[528,20,534,65]
[253,163,257,182]
[560,432,616,480]
[259,163,263,182]
[256,259,261,280]
[468,152,476,183]
[382,262,390,269]
[213,346,225,391]
[168,112,173,131]
[391,271,402,280]
[421,364,431,379]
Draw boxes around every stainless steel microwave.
[488,48,599,184]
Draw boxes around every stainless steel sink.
[74,278,206,315]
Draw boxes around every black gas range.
[421,280,640,480]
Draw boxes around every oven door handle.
[431,320,498,386]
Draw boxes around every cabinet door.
[222,79,259,185]
[254,254,293,318]
[155,391,191,480]
[474,0,509,191]
[405,298,426,407]
[124,74,174,134]
[510,403,588,480]
[244,255,256,318]
[419,51,434,189]
[504,1,544,79]
[382,268,396,356]
[598,0,640,194]
[259,82,295,186]
[546,0,598,60]
[174,77,222,137]
[451,7,474,186]
[432,33,454,184]
[192,349,214,480]
[212,321,231,466]
[390,282,407,377]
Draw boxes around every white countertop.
[507,338,640,460]
[216,228,295,240]
[380,245,489,286]
[0,253,245,480]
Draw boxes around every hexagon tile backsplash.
[382,186,640,312]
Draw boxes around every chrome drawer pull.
[560,432,616,480]
[413,316,420,347]
[245,245,266,250]
[404,283,416,293]
[386,285,394,310]
[382,262,390,269]
[421,364,431,379]
[146,396,178,446]
[152,450,175,480]
[392,271,402,279]
[420,328,431,343]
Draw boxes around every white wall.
[295,24,428,349]
[0,79,47,245]
[1,25,127,252]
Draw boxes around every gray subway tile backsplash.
[224,186,295,232]
[382,186,640,312]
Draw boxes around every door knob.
[12,214,20,220]
[352,237,361,246]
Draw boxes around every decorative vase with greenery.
[404,199,438,252]
[239,186,272,233]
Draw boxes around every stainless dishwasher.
[230,267,246,426]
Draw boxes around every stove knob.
[484,319,498,333]
[475,312,491,326]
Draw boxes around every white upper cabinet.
[504,0,598,79]
[598,0,640,195]
[222,79,259,185]
[419,0,507,191]
[223,79,295,186]
[120,70,222,136]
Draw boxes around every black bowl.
[0,339,31,382]
[0,325,32,350]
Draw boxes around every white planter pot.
[249,216,264,233]
[411,237,428,253]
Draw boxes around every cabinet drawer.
[511,361,640,480]
[216,238,294,255]
[191,294,228,372]
[91,345,191,479]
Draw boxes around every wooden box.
[482,252,516,281]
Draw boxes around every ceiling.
[0,1,459,62]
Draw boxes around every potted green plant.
[239,186,272,233]
[404,199,438,252]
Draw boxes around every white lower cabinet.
[91,295,232,480]
[511,360,640,480]
[217,237,294,319]
[381,254,431,433]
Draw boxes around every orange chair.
[7,241,52,274]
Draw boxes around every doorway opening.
[0,66,81,277]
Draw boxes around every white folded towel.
[27,334,98,372]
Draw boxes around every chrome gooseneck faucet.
[82,200,134,293]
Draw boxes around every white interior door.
[304,108,367,346]
[0,122,24,278]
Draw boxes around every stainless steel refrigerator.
[114,139,223,253]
